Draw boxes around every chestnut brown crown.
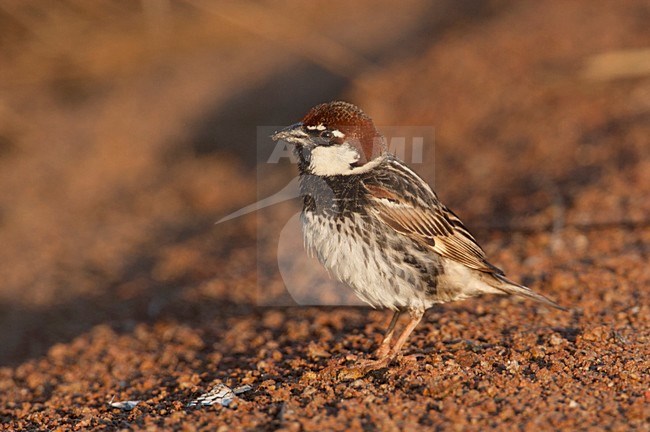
[302,101,386,164]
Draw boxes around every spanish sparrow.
[272,101,563,375]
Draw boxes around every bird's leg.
[334,308,425,380]
[375,310,402,359]
[383,308,424,360]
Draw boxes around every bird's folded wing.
[363,183,504,275]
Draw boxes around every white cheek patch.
[332,129,345,138]
[309,144,360,176]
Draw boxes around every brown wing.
[364,183,504,275]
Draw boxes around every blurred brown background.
[0,1,649,428]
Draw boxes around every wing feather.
[363,182,504,275]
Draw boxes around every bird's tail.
[493,275,567,311]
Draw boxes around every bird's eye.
[320,130,333,139]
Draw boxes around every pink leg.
[333,308,425,379]
[375,310,402,358]
[384,308,424,359]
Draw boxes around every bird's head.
[272,101,387,176]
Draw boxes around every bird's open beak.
[271,123,307,144]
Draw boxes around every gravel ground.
[1,1,649,430]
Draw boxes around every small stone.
[549,334,563,346]
[187,383,236,408]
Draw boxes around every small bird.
[272,101,563,375]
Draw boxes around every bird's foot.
[338,357,391,380]
[374,343,391,359]
[313,356,391,381]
